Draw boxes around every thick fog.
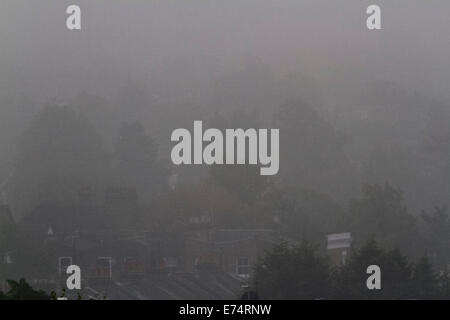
[0,1,449,200]
[2,1,450,207]
[2,1,450,99]
[1,0,450,300]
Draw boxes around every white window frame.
[97,257,112,279]
[236,257,250,278]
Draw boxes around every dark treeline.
[254,239,450,300]
[0,279,50,300]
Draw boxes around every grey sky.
[1,1,450,102]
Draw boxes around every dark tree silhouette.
[0,278,50,300]
[114,121,169,200]
[421,206,450,270]
[346,183,421,257]
[254,241,330,299]
[7,105,107,218]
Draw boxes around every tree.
[207,109,269,205]
[334,239,384,299]
[0,278,50,300]
[438,271,450,299]
[269,186,346,243]
[208,165,267,206]
[346,183,421,257]
[275,100,356,202]
[7,105,107,218]
[71,93,119,149]
[421,206,450,270]
[380,248,413,299]
[114,121,169,200]
[254,241,330,299]
[335,239,414,299]
[256,238,446,299]
[411,256,439,299]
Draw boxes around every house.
[185,228,280,278]
[326,232,352,267]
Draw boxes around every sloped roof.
[90,272,245,300]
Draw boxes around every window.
[236,257,250,277]
[341,250,348,266]
[124,257,145,274]
[3,252,13,265]
[96,257,112,278]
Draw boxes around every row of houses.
[0,187,352,298]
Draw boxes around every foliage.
[255,239,450,300]
[275,100,355,201]
[114,121,169,199]
[346,183,422,257]
[421,206,450,269]
[0,278,50,300]
[254,241,330,299]
[7,105,107,218]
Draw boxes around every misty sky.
[1,1,450,102]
